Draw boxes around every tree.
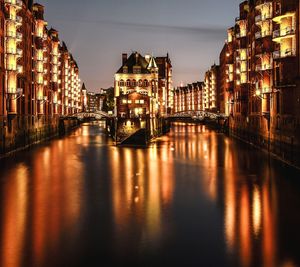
[102,87,115,112]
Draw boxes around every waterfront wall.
[229,117,300,169]
[113,117,170,145]
[0,116,79,156]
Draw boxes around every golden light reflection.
[1,129,84,267]
[1,164,28,267]
[110,139,174,250]
[252,186,262,237]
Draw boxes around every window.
[143,80,148,87]
[133,66,141,74]
[122,99,127,104]
[126,80,131,87]
[119,80,125,87]
[128,100,132,104]
[123,66,128,74]
[132,80,137,87]
[135,100,140,104]
[140,99,144,104]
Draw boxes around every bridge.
[168,111,228,121]
[64,111,113,120]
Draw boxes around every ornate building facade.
[114,52,172,143]
[0,1,82,154]
[219,0,300,166]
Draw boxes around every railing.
[273,27,296,39]
[256,13,272,22]
[4,0,23,7]
[256,64,272,71]
[257,87,272,94]
[273,48,296,59]
[255,15,262,23]
[255,31,262,39]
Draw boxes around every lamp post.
[254,88,280,151]
[5,88,24,115]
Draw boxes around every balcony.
[6,64,17,71]
[16,32,22,41]
[6,48,17,55]
[273,27,296,41]
[16,48,22,57]
[255,13,272,24]
[4,0,23,8]
[256,64,272,71]
[273,48,296,59]
[16,16,23,25]
[17,65,23,74]
[255,31,262,39]
[273,11,295,23]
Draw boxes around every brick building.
[204,64,220,112]
[0,1,82,153]
[174,82,204,114]
[219,0,300,165]
[0,1,82,123]
[114,51,173,119]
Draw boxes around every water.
[0,122,300,267]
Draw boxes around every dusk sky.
[38,0,242,92]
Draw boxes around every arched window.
[119,80,125,87]
[126,79,131,87]
[132,80,137,87]
[143,80,148,87]
[138,80,143,87]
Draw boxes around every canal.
[0,122,300,267]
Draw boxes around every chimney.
[122,53,127,65]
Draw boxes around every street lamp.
[38,95,48,104]
[5,88,24,101]
[5,88,24,116]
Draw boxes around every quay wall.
[0,116,79,156]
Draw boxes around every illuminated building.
[174,82,204,113]
[217,0,300,166]
[204,64,220,112]
[114,52,171,143]
[0,1,82,153]
[156,54,173,115]
[115,52,173,118]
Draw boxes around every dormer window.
[133,66,141,74]
[123,66,128,74]
[119,80,125,87]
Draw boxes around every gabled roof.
[147,56,158,69]
[116,52,151,74]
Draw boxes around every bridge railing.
[63,111,114,120]
[169,111,228,120]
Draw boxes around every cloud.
[52,17,226,39]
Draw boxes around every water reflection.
[0,122,299,267]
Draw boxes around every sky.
[37,0,242,92]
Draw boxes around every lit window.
[122,99,127,104]
[140,99,144,104]
[135,100,139,104]
[128,100,132,104]
[133,66,141,74]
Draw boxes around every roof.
[148,56,158,69]
[116,52,151,74]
